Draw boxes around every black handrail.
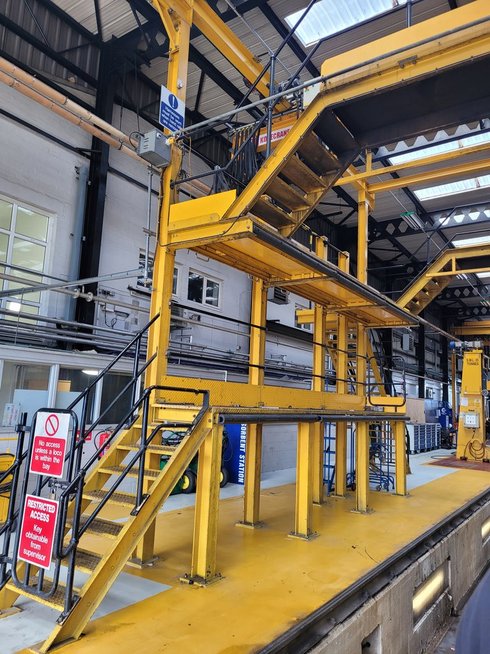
[2,314,161,615]
[53,384,208,618]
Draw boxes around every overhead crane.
[1,2,490,652]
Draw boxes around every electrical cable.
[220,0,291,76]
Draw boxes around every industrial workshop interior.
[1,0,490,652]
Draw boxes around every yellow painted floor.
[18,468,489,654]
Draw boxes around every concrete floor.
[0,451,486,654]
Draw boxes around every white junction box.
[463,412,480,428]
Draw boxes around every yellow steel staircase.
[0,318,217,652]
[223,99,360,237]
[396,244,490,315]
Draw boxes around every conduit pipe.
[0,68,143,164]
[0,58,212,198]
[0,57,134,148]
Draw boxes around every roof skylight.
[389,132,490,165]
[452,235,490,248]
[285,0,407,48]
[414,175,490,201]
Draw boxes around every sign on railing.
[18,494,58,570]
[29,412,71,478]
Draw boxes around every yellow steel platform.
[15,466,489,654]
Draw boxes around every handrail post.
[0,413,27,584]
[265,54,276,159]
[135,391,150,511]
[131,336,142,422]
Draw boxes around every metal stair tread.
[253,196,294,228]
[281,155,327,193]
[82,489,137,507]
[8,579,77,612]
[117,443,177,455]
[66,516,123,539]
[266,176,310,211]
[298,132,340,176]
[72,549,101,573]
[100,465,160,479]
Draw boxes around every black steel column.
[76,44,115,326]
[416,322,426,399]
[441,322,449,403]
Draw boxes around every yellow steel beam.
[396,244,490,313]
[337,141,490,188]
[291,422,315,540]
[431,267,490,277]
[240,277,267,528]
[167,216,254,249]
[147,0,192,388]
[192,0,282,106]
[312,238,327,505]
[393,421,407,496]
[357,185,374,286]
[355,421,370,513]
[159,375,367,412]
[368,157,490,194]
[188,416,223,584]
[453,321,490,336]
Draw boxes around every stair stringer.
[39,408,215,653]
[0,423,141,611]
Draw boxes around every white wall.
[0,82,90,320]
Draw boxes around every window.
[137,250,179,295]
[0,196,50,318]
[452,235,490,248]
[187,270,221,307]
[286,0,407,48]
[414,175,490,201]
[389,132,490,165]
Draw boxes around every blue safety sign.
[159,85,185,132]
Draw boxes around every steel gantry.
[2,1,490,650]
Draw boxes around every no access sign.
[30,411,71,478]
[159,85,185,132]
[18,494,58,570]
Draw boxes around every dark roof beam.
[259,3,320,79]
[0,12,97,87]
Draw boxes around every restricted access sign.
[159,85,185,132]
[29,411,71,478]
[18,494,58,570]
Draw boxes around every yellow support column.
[312,237,327,505]
[356,182,374,285]
[335,251,350,497]
[354,421,370,513]
[355,324,370,512]
[137,0,192,565]
[393,421,407,496]
[186,417,223,585]
[290,422,315,540]
[239,277,267,528]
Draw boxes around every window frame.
[186,269,222,309]
[0,193,53,319]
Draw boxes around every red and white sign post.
[29,412,71,478]
[18,494,59,570]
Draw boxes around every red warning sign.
[29,411,71,478]
[18,494,59,570]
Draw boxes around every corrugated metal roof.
[50,0,147,40]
